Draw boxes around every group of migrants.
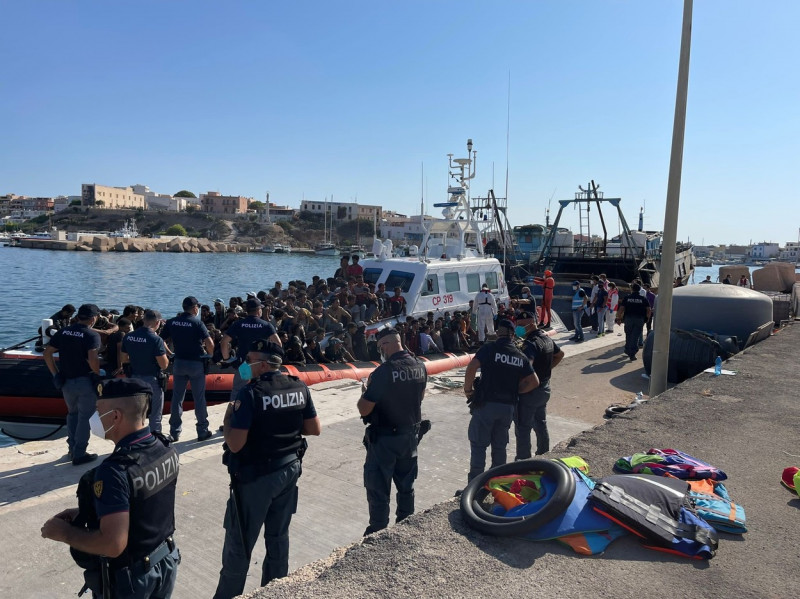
[39,254,563,599]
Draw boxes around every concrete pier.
[3,323,796,598]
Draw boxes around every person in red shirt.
[533,270,555,328]
[346,255,364,278]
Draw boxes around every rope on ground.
[428,376,465,390]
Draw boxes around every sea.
[0,247,797,446]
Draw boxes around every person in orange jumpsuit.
[533,270,555,328]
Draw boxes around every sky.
[1,1,798,246]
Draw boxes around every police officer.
[358,327,427,535]
[43,303,103,465]
[41,379,180,598]
[220,297,281,401]
[615,282,651,361]
[160,296,214,442]
[513,311,564,459]
[463,319,539,483]
[213,339,321,599]
[122,309,170,433]
[473,283,497,343]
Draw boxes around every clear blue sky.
[1,1,797,246]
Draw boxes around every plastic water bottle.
[714,356,722,376]
[635,391,644,404]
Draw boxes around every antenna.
[504,71,511,202]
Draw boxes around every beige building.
[82,184,145,209]
[200,191,250,215]
[300,199,381,223]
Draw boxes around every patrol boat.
[360,139,510,334]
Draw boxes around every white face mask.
[89,409,115,439]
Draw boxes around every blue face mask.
[515,325,527,338]
[238,361,261,380]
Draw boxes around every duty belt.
[372,423,420,435]
[129,536,176,573]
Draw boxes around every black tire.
[459,458,575,536]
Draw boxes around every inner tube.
[459,458,575,536]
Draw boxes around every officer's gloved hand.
[52,372,65,390]
[221,356,237,369]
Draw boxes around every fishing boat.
[528,182,696,328]
[273,243,291,254]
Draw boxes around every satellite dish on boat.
[453,158,471,166]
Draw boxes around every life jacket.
[614,448,728,481]
[683,478,747,534]
[589,474,718,559]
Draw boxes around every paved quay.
[249,322,800,599]
[1,324,695,598]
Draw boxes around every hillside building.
[81,184,145,209]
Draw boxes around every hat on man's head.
[249,339,285,364]
[496,318,516,333]
[544,270,552,276]
[143,309,162,321]
[246,291,257,298]
[77,303,100,319]
[213,298,225,305]
[572,281,581,286]
[245,298,263,312]
[98,378,152,400]
[376,327,399,341]
[182,296,199,310]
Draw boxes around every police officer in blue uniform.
[513,311,564,459]
[160,296,215,442]
[220,297,281,401]
[463,319,539,483]
[213,339,321,599]
[41,379,180,599]
[122,309,170,433]
[358,327,428,535]
[615,282,651,361]
[44,303,103,465]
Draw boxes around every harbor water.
[1,247,797,350]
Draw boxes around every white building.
[751,242,780,259]
[379,214,434,243]
[131,185,185,212]
[53,196,72,212]
[779,241,799,263]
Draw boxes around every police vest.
[478,340,530,404]
[572,290,585,310]
[235,374,309,468]
[71,434,178,571]
[522,331,556,382]
[371,352,426,428]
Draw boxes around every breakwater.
[17,236,251,253]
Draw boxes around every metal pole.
[650,0,693,398]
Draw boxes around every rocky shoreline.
[17,236,253,253]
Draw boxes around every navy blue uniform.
[161,313,211,438]
[48,323,101,460]
[91,428,180,598]
[123,328,168,432]
[362,350,427,534]
[213,372,315,599]
[620,293,649,359]
[224,316,277,400]
[515,330,560,458]
[468,338,534,481]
